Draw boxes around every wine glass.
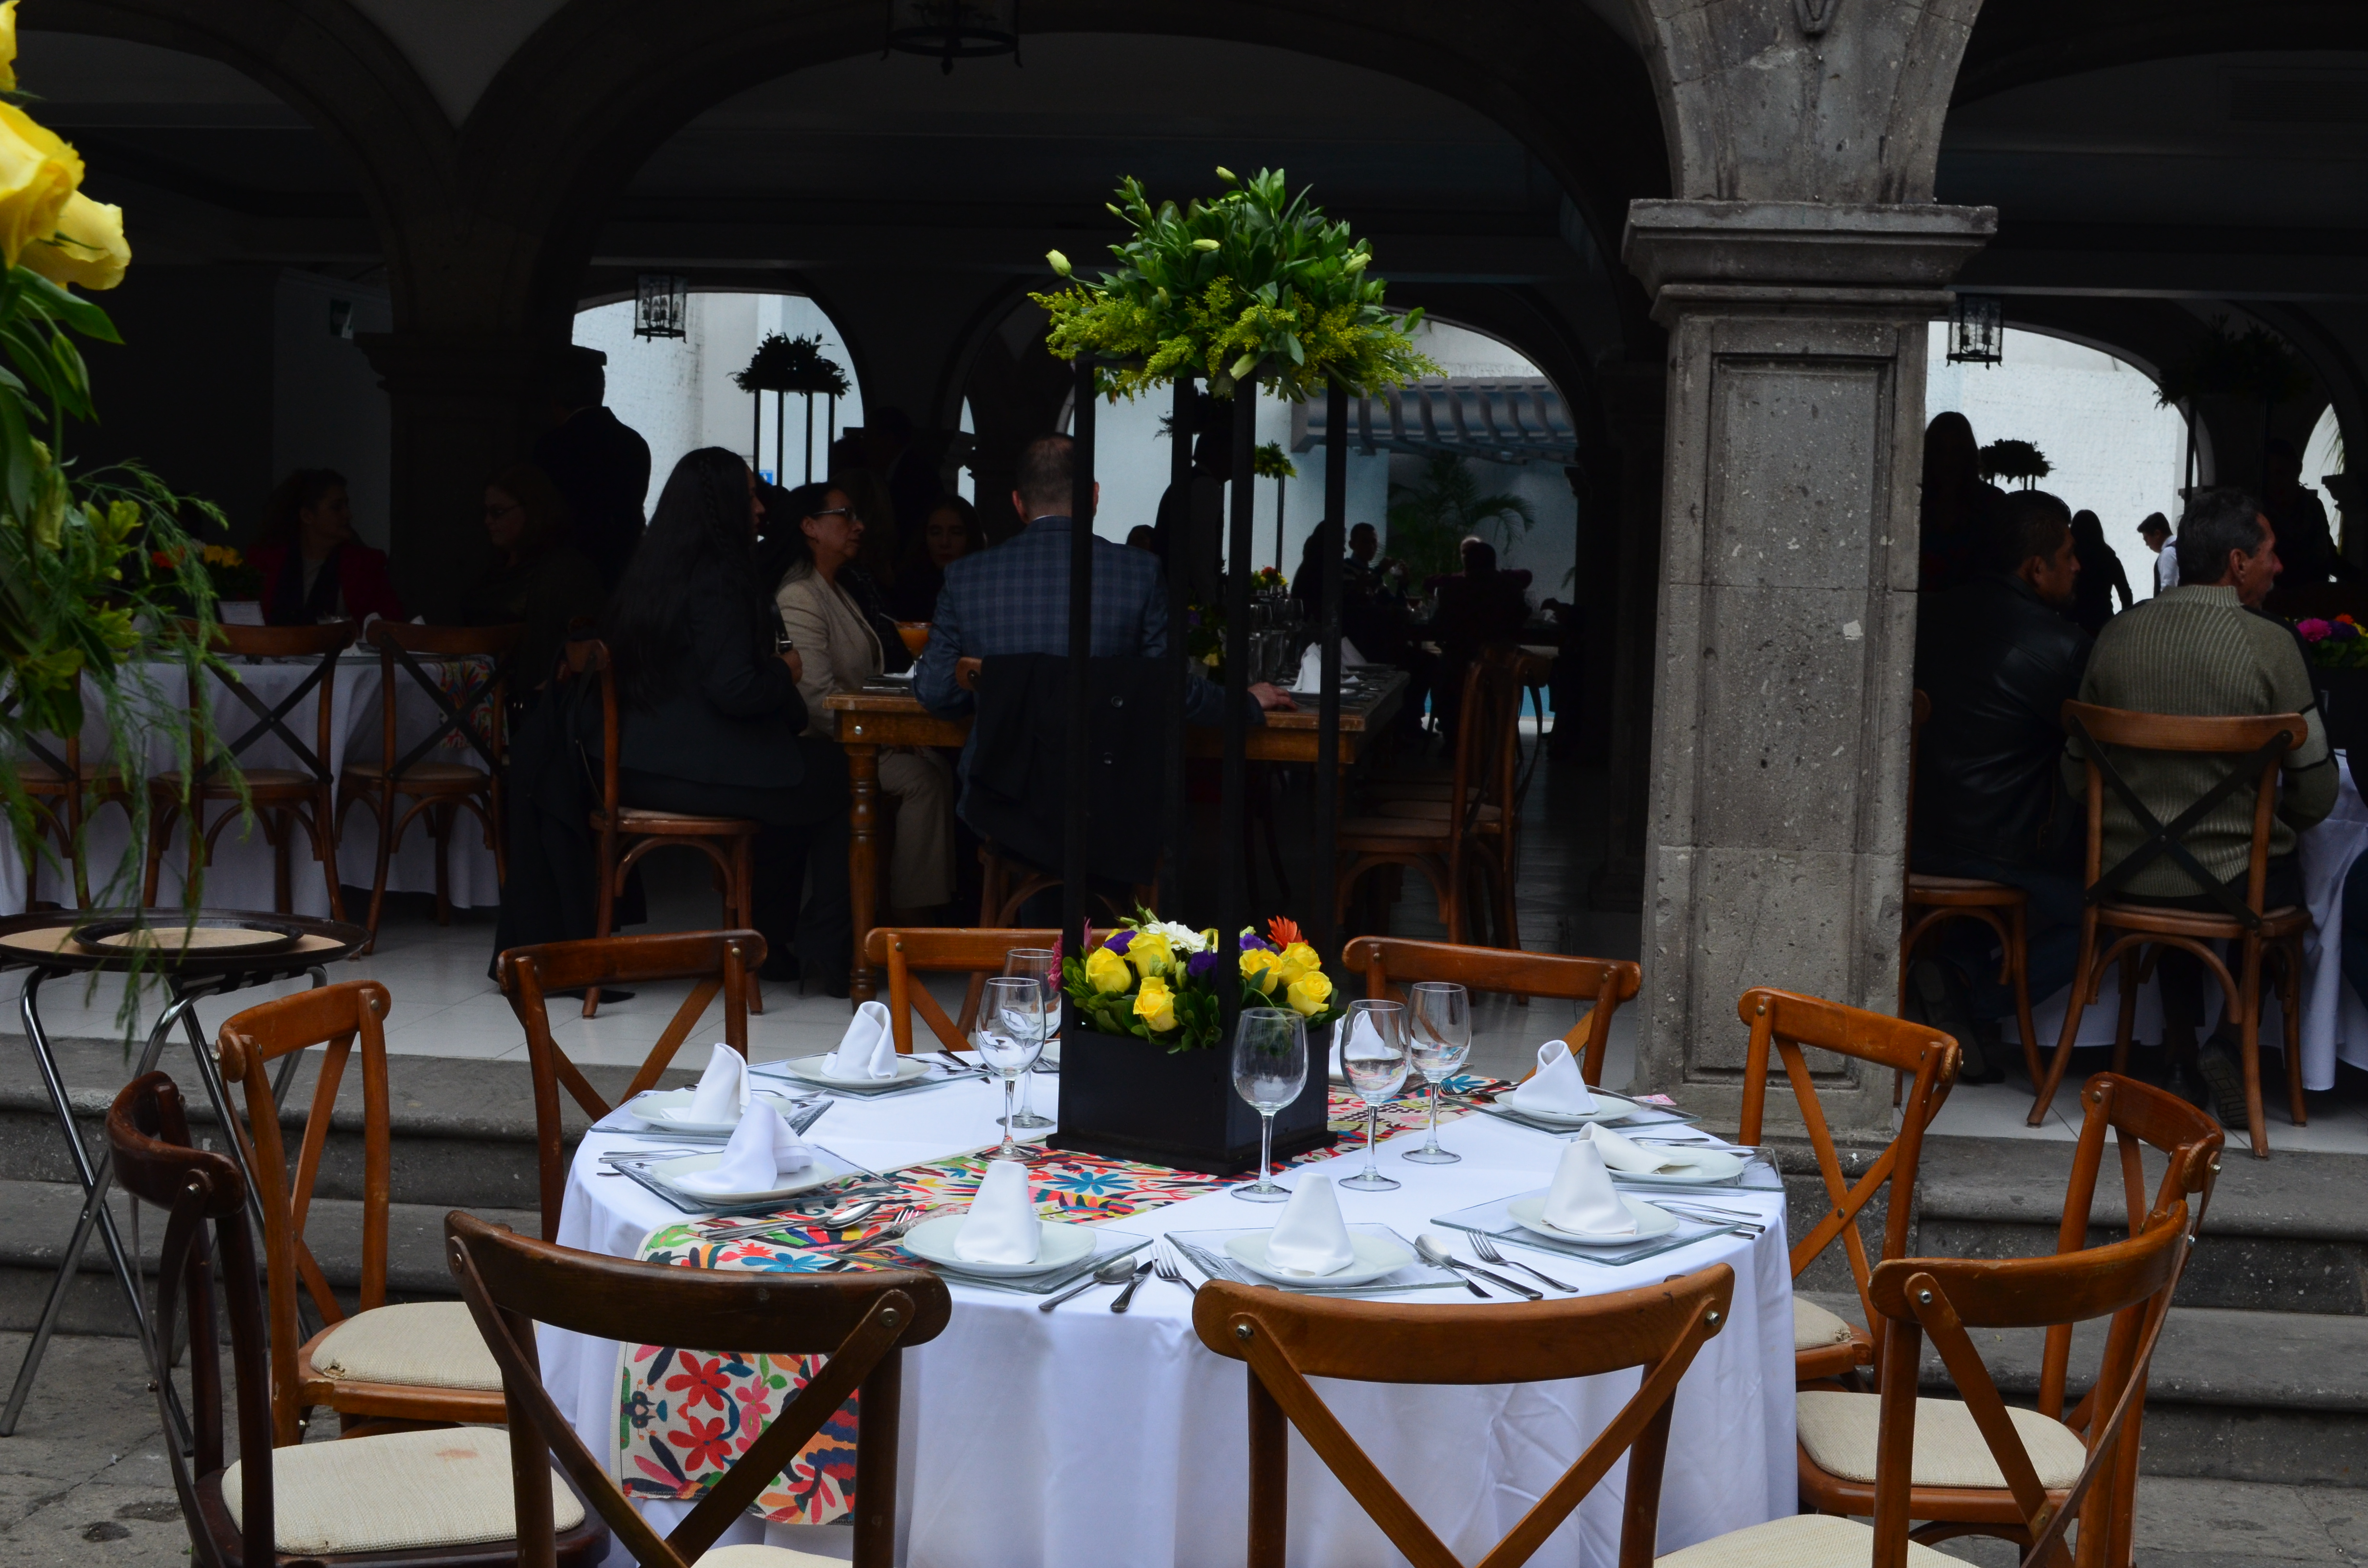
[1231,1007,1307,1203]
[1337,999,1409,1191]
[974,977,1046,1161]
[1403,981,1472,1165]
[1000,948,1059,1131]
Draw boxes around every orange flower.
[1266,915,1304,949]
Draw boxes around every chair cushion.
[1792,1297,1860,1352]
[310,1300,503,1391]
[342,759,487,784]
[1656,1513,1957,1566]
[701,1546,849,1567]
[222,1424,583,1555]
[1797,1390,2089,1490]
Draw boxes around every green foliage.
[1383,452,1537,582]
[732,333,850,397]
[1978,438,2052,489]
[1251,441,1296,481]
[1033,167,1439,403]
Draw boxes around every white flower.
[1146,920,1208,954]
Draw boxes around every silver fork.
[1467,1233,1576,1292]
[1152,1240,1196,1297]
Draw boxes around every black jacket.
[1912,573,2093,870]
[962,654,1168,886]
[617,561,810,789]
[534,406,653,593]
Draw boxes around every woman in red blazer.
[250,468,406,625]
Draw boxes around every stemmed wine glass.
[1231,1007,1307,1203]
[1403,981,1472,1165]
[1000,948,1059,1131]
[974,976,1046,1161]
[1337,999,1409,1191]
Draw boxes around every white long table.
[543,1073,1795,1568]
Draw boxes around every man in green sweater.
[2062,488,2334,1124]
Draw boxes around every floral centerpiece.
[1065,912,1338,1053]
[1250,565,1286,594]
[2296,615,2368,670]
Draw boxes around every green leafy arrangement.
[1251,441,1297,481]
[731,333,850,397]
[1384,452,1537,583]
[1977,438,2052,489]
[1033,167,1438,403]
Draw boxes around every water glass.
[974,976,1046,1161]
[1000,948,1059,1131]
[1337,999,1409,1191]
[1404,981,1472,1164]
[1231,1007,1307,1202]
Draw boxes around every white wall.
[271,270,392,548]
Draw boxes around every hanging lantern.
[1947,293,2003,367]
[883,0,1020,74]
[634,274,689,340]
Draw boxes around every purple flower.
[1186,951,1222,981]
[1238,932,1277,952]
[1101,929,1133,955]
[1187,610,1202,627]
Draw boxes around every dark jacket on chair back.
[617,559,809,789]
[1913,572,2093,870]
[963,653,1168,886]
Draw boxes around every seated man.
[2065,487,2336,1124]
[1910,490,2091,1082]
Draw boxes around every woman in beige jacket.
[774,483,955,912]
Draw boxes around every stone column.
[1589,360,1665,913]
[1623,201,1993,1133]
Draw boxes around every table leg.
[847,741,881,1005]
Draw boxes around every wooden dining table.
[825,668,1408,1003]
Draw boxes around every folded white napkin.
[673,1104,814,1196]
[683,1043,749,1123]
[953,1159,1041,1264]
[1582,1121,1698,1176]
[826,1000,897,1079]
[1542,1140,1636,1235]
[1513,1040,1598,1115]
[1264,1174,1357,1276]
[1293,641,1371,692]
[1329,1008,1387,1080]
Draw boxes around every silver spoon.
[1039,1255,1141,1312]
[1416,1233,1542,1300]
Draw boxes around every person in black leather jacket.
[1911,489,2091,1079]
[606,447,850,988]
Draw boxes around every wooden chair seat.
[601,806,761,836]
[1371,797,1505,826]
[154,765,319,798]
[340,758,488,787]
[1654,1512,1958,1566]
[1907,873,2026,902]
[212,1423,587,1559]
[2095,900,2307,941]
[299,1299,503,1406]
[1339,813,1456,844]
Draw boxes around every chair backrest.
[863,926,1058,1054]
[1866,1202,2192,1568]
[497,930,765,1239]
[1444,659,1493,830]
[370,619,524,778]
[2060,699,2303,923]
[189,619,354,785]
[1734,987,1960,1365]
[107,1071,275,1568]
[446,1211,951,1568]
[1344,936,1640,1083]
[565,637,624,823]
[1192,1264,1734,1568]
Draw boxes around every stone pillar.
[1623,201,1993,1133]
[1589,360,1665,913]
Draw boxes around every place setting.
[604,1095,863,1217]
[1431,1137,1767,1268]
[752,999,988,1098]
[1167,1174,1468,1297]
[892,1158,1151,1297]
[1471,1038,1702,1138]
[603,1042,824,1145]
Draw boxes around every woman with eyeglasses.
[774,480,956,920]
[459,462,603,690]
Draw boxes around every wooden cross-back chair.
[446,1211,951,1568]
[1735,986,1960,1385]
[1191,1264,1735,1568]
[1343,936,1640,1078]
[497,930,764,1239]
[215,980,509,1446]
[864,926,1058,1056]
[1335,661,1504,945]
[4,699,135,907]
[2035,700,2309,1157]
[108,1072,606,1568]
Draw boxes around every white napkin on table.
[672,1104,814,1196]
[1512,1040,1598,1115]
[953,1159,1041,1264]
[826,1000,897,1079]
[1542,1140,1636,1236]
[1293,641,1372,693]
[1263,1175,1356,1276]
[1328,1008,1387,1080]
[682,1043,749,1123]
[1582,1121,1699,1176]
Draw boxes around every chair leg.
[2007,903,2042,1090]
[362,788,394,954]
[315,784,345,923]
[2239,938,2268,1158]
[432,801,454,926]
[2030,914,2100,1126]
[586,832,619,1019]
[142,801,171,907]
[736,833,763,1017]
[2282,938,2308,1128]
[2110,947,2140,1076]
[271,807,294,915]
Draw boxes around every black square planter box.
[1048,1022,1337,1176]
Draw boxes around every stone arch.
[1954,0,2368,106]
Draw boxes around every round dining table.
[541,1066,1796,1568]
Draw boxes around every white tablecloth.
[544,1074,1796,1568]
[1,656,500,916]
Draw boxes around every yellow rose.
[1285,970,1332,1017]
[1274,941,1320,984]
[0,103,82,269]
[25,192,128,291]
[1239,948,1284,993]
[1126,931,1172,979]
[1084,945,1132,995]
[1132,975,1177,1033]
[0,1,18,93]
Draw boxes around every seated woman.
[774,480,957,917]
[458,462,603,691]
[884,493,987,622]
[830,468,915,674]
[251,468,405,626]
[606,449,848,988]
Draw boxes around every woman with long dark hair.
[607,447,850,987]
[251,468,405,625]
[2069,508,2134,635]
[884,493,987,622]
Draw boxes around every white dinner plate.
[899,1214,1096,1277]
[1498,1088,1636,1127]
[649,1152,846,1205]
[1506,1194,1679,1245]
[625,1088,810,1136]
[1224,1230,1414,1288]
[1607,1148,1747,1184]
[777,1054,934,1088]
